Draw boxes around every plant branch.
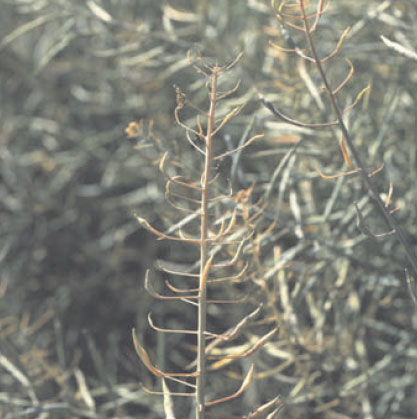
[299,0,417,280]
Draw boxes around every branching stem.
[299,0,417,280]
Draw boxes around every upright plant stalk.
[131,55,279,418]
[196,67,218,418]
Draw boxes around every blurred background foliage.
[1,0,417,417]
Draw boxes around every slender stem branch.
[196,68,218,418]
[299,0,417,279]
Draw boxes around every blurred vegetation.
[1,0,417,418]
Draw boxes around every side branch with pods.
[261,0,417,284]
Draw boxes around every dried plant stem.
[196,67,218,418]
[133,53,275,416]
[299,0,417,280]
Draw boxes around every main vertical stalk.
[196,68,218,418]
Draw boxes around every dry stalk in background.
[261,0,417,284]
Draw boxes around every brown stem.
[196,67,218,418]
